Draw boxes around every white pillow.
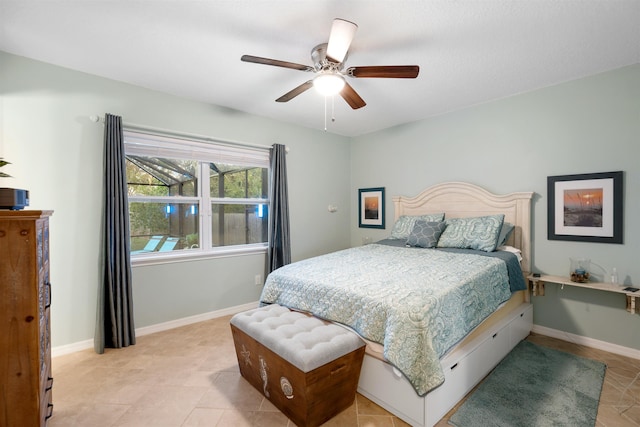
[498,245,522,263]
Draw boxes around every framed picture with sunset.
[548,171,623,243]
[358,187,385,229]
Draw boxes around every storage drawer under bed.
[357,303,533,427]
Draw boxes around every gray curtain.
[267,144,291,273]
[95,113,135,354]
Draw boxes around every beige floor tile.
[357,394,394,416]
[320,404,358,426]
[181,407,225,426]
[216,409,290,426]
[48,318,639,427]
[356,415,396,427]
[112,404,192,427]
[196,372,264,410]
[91,381,154,405]
[48,401,131,427]
[132,384,209,410]
[596,404,640,427]
[392,416,413,427]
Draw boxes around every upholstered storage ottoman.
[230,304,366,427]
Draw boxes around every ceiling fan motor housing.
[311,43,346,73]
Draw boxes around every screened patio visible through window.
[124,131,270,260]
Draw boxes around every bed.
[260,182,534,426]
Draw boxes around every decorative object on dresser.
[547,171,623,244]
[230,304,366,427]
[0,210,53,426]
[0,188,30,210]
[0,158,30,210]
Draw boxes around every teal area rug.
[449,340,606,427]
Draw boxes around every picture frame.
[358,187,385,229]
[547,171,623,243]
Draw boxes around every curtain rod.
[89,115,288,152]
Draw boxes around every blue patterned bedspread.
[260,243,522,396]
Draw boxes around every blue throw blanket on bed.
[260,243,524,396]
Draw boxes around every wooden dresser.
[0,210,54,426]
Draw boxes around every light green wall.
[3,49,638,352]
[350,64,640,350]
[0,51,352,347]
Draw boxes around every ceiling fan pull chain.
[323,96,336,131]
[331,95,336,123]
[324,96,328,131]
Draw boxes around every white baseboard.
[52,301,260,358]
[52,338,95,358]
[135,301,258,337]
[532,324,640,360]
[54,315,640,361]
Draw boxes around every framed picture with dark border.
[358,187,385,229]
[547,171,623,243]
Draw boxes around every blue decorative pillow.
[390,213,445,239]
[406,221,447,248]
[497,222,515,247]
[436,214,505,252]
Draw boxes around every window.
[124,131,270,262]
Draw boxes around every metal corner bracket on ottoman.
[230,304,366,427]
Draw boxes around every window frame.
[124,130,270,266]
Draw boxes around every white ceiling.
[1,1,638,137]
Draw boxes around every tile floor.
[49,316,639,426]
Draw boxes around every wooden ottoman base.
[230,306,365,427]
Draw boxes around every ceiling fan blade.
[241,55,314,72]
[347,65,420,78]
[326,18,358,63]
[340,82,366,109]
[276,80,314,102]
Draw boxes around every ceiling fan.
[241,18,420,109]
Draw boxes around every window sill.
[131,245,267,267]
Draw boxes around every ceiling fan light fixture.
[313,73,345,96]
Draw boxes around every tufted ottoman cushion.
[230,304,365,427]
[230,304,364,372]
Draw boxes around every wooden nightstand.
[528,274,639,314]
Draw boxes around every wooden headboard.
[392,182,534,274]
